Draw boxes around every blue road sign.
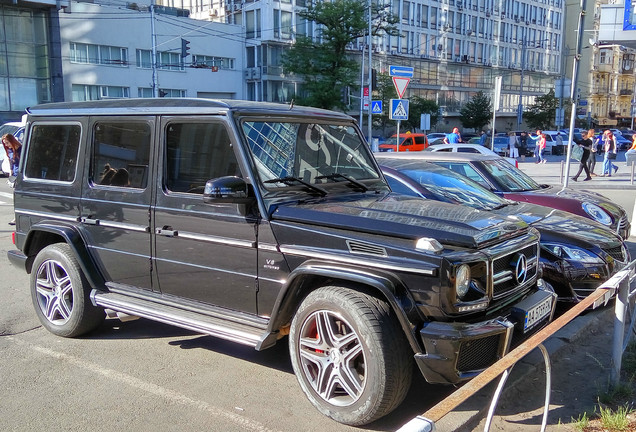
[371,100,382,114]
[389,65,414,78]
[390,99,409,120]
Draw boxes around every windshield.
[242,120,381,194]
[481,159,541,192]
[391,162,508,210]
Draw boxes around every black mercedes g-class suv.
[8,99,556,426]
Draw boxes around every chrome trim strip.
[279,246,436,275]
[258,243,279,252]
[176,232,256,248]
[15,209,79,223]
[98,220,149,233]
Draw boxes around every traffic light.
[181,38,190,58]
[371,68,377,90]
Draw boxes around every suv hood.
[271,193,528,249]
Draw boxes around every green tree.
[282,0,398,111]
[459,91,492,131]
[524,89,559,130]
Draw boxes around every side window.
[457,147,480,153]
[25,124,81,182]
[165,122,239,194]
[92,121,151,188]
[436,148,453,152]
[414,136,425,145]
[403,138,413,146]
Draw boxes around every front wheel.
[30,243,104,337]
[289,286,413,426]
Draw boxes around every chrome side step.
[91,291,266,348]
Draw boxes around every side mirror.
[203,176,254,204]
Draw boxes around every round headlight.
[455,264,471,299]
[582,202,612,226]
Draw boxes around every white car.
[424,142,518,167]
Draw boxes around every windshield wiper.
[264,176,328,196]
[316,173,369,191]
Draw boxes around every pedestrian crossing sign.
[371,100,382,114]
[390,99,409,120]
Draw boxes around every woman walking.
[601,130,618,176]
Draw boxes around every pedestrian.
[1,133,21,177]
[443,127,462,144]
[479,130,487,146]
[571,130,592,181]
[507,131,519,158]
[628,134,636,153]
[601,130,618,176]
[519,131,528,156]
[529,130,544,163]
[587,129,599,176]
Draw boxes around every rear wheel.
[289,286,412,425]
[30,243,104,337]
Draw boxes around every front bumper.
[414,282,557,384]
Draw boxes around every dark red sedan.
[376,152,631,240]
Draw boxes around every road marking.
[0,191,13,200]
[9,336,282,432]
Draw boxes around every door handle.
[82,217,100,225]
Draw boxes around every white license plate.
[523,296,553,332]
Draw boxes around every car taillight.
[515,160,519,168]
[11,231,15,245]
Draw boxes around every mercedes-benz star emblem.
[514,253,528,284]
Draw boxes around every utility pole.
[150,0,159,97]
[563,0,587,188]
[367,0,373,144]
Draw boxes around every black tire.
[289,286,413,426]
[30,243,105,337]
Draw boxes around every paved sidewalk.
[516,153,636,189]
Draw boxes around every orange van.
[378,132,429,152]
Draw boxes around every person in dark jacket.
[572,130,593,181]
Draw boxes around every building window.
[138,88,186,98]
[136,49,184,71]
[71,84,130,101]
[69,43,128,66]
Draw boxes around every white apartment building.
[162,0,564,129]
[59,1,245,102]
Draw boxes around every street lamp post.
[517,40,526,129]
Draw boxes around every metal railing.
[397,259,636,432]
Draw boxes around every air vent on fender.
[346,240,388,257]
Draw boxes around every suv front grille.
[492,244,538,298]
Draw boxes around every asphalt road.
[1,166,634,432]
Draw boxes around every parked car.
[423,142,518,167]
[377,132,428,152]
[377,154,630,303]
[8,98,556,426]
[409,152,632,240]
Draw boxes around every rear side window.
[165,122,239,194]
[92,121,151,188]
[25,124,81,182]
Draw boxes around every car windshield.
[480,159,541,192]
[242,120,382,194]
[391,162,508,210]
